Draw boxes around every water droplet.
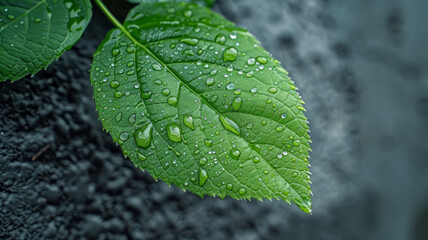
[194,149,200,155]
[114,90,124,98]
[183,10,192,17]
[110,81,120,88]
[219,116,241,136]
[34,17,42,23]
[199,168,208,186]
[239,188,246,195]
[206,78,215,86]
[119,132,129,141]
[277,153,283,159]
[137,150,147,161]
[162,88,170,96]
[266,99,272,104]
[247,58,256,65]
[184,49,195,56]
[230,34,237,39]
[181,38,198,46]
[263,170,269,175]
[128,114,136,124]
[251,87,258,93]
[246,71,254,77]
[232,97,242,111]
[293,140,301,146]
[229,149,241,160]
[268,87,277,94]
[127,46,135,53]
[199,157,207,166]
[7,15,15,20]
[167,123,182,143]
[205,139,213,147]
[226,82,235,90]
[246,123,254,129]
[261,120,267,126]
[142,91,152,99]
[226,183,233,190]
[167,96,178,106]
[256,56,267,64]
[183,114,195,130]
[223,47,238,62]
[275,125,284,132]
[289,83,296,90]
[215,34,226,45]
[152,64,162,71]
[253,156,260,163]
[281,113,287,119]
[292,172,298,178]
[115,113,122,122]
[134,123,153,149]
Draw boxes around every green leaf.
[127,0,215,7]
[91,1,312,213]
[0,0,92,82]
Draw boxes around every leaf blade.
[0,0,92,82]
[91,2,312,213]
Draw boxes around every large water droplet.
[199,157,207,166]
[247,58,256,65]
[223,47,238,62]
[268,87,277,94]
[199,168,208,186]
[181,38,198,46]
[34,17,42,23]
[215,34,226,45]
[167,123,182,143]
[115,113,122,122]
[281,113,287,119]
[183,10,192,18]
[256,56,267,64]
[205,139,213,147]
[162,88,171,96]
[275,125,284,132]
[128,114,136,124]
[226,183,233,190]
[110,81,120,88]
[167,96,178,106]
[119,132,129,141]
[232,97,242,111]
[206,78,215,86]
[152,64,162,71]
[183,114,195,130]
[292,172,298,178]
[142,91,152,99]
[239,188,246,195]
[253,156,260,163]
[229,149,241,160]
[134,123,153,149]
[219,116,241,136]
[293,140,301,146]
[226,82,235,90]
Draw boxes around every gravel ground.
[1,0,427,239]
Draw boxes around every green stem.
[93,0,135,41]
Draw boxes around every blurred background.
[1,0,427,239]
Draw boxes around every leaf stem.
[93,0,133,40]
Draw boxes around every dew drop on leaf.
[215,34,226,45]
[142,91,152,99]
[256,56,267,64]
[239,188,246,195]
[167,123,182,143]
[199,168,208,186]
[232,97,242,111]
[199,157,207,166]
[293,140,301,146]
[183,114,195,130]
[247,58,256,65]
[119,132,129,141]
[219,116,241,136]
[206,78,215,86]
[180,38,198,45]
[137,150,147,161]
[229,149,241,160]
[110,81,120,88]
[226,183,233,190]
[134,123,153,149]
[223,47,238,62]
[115,113,122,122]
[167,96,178,106]
[268,87,277,94]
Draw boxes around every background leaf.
[127,0,215,7]
[91,1,312,213]
[0,0,92,82]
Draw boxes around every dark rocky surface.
[1,0,427,239]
